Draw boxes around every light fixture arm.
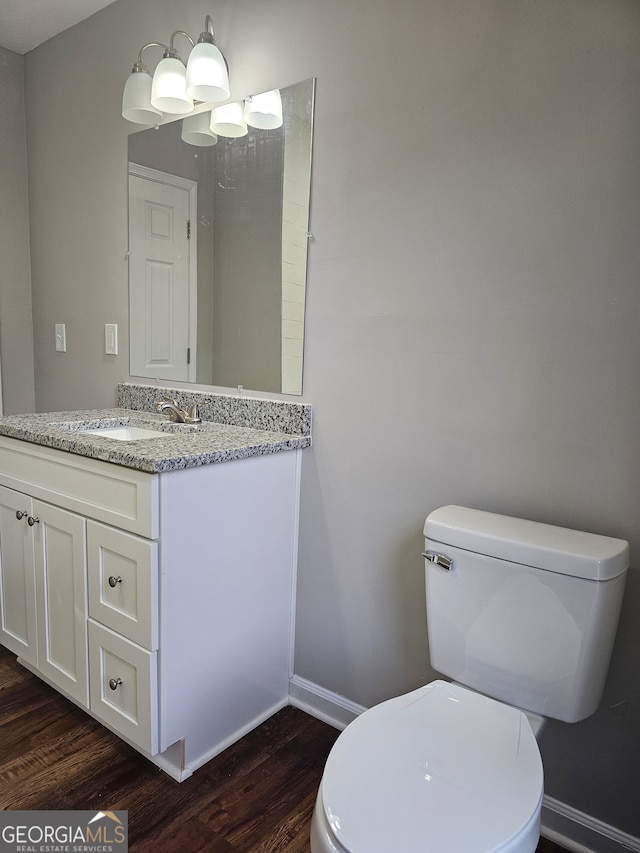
[199,15,216,44]
[196,15,228,73]
[131,42,168,73]
[166,30,195,60]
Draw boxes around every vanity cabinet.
[0,434,301,780]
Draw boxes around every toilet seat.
[316,680,544,853]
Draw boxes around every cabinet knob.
[15,510,28,520]
[108,575,123,588]
[27,516,40,527]
[108,677,123,691]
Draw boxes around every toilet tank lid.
[424,506,629,581]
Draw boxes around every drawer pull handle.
[108,575,123,588]
[15,510,28,520]
[108,677,123,691]
[27,516,40,527]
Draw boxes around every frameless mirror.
[127,78,314,395]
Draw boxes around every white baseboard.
[541,796,639,853]
[288,674,366,730]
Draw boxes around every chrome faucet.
[155,396,202,424]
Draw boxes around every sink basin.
[79,426,168,441]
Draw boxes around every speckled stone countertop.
[0,385,312,473]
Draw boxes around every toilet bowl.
[311,680,544,853]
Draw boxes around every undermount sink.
[79,425,168,441]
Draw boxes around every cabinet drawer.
[87,522,158,650]
[88,620,158,754]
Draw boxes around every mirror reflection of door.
[128,163,197,382]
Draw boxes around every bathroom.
[0,0,639,850]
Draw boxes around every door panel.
[33,501,88,707]
[0,485,37,664]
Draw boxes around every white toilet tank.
[424,506,629,723]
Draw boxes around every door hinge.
[187,219,191,240]
[187,347,191,365]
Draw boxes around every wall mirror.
[127,78,315,395]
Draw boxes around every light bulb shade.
[151,57,193,114]
[122,70,162,123]
[186,42,230,103]
[181,112,218,146]
[210,102,247,138]
[244,89,283,130]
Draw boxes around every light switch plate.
[55,323,66,352]
[105,324,118,355]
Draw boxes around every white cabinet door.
[0,485,37,665]
[33,500,89,707]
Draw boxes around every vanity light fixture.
[151,40,194,114]
[122,47,163,123]
[185,22,229,102]
[122,14,229,124]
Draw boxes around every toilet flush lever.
[422,551,453,571]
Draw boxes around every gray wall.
[18,0,640,839]
[0,46,35,414]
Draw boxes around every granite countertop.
[0,408,311,473]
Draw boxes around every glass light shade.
[186,42,230,103]
[244,89,283,130]
[122,70,162,124]
[181,112,219,146]
[210,102,247,138]
[151,57,194,114]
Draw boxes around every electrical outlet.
[105,324,118,355]
[55,323,66,352]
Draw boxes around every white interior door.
[128,164,197,382]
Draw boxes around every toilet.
[310,505,629,853]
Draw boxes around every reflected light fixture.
[122,14,229,125]
[210,101,248,138]
[181,111,219,146]
[244,89,283,130]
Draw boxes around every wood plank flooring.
[0,645,569,852]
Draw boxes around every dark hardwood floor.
[0,645,569,852]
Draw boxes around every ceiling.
[0,0,119,55]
